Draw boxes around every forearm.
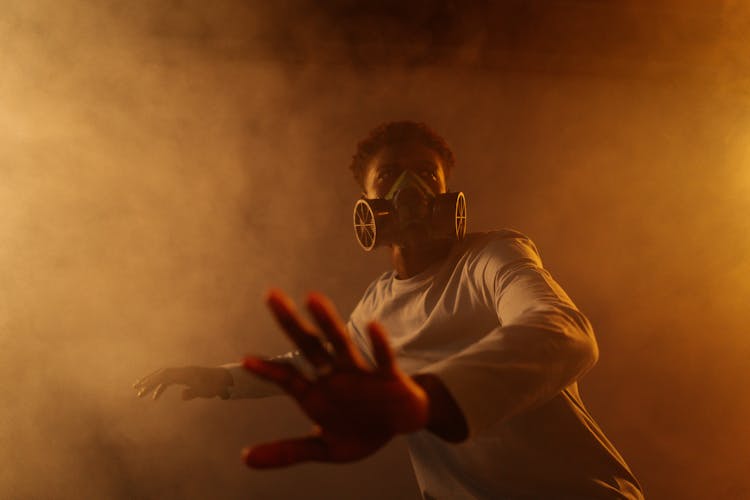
[222,350,312,399]
[420,306,598,437]
[221,363,284,399]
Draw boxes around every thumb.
[181,388,197,400]
[242,435,328,468]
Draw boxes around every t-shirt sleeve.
[346,319,376,368]
[346,275,388,369]
[418,231,599,437]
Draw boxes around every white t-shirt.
[229,230,643,499]
[349,230,642,500]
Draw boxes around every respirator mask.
[353,170,467,251]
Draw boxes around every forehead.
[364,141,444,176]
[362,141,447,197]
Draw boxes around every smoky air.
[1,1,748,499]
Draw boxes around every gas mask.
[353,170,467,251]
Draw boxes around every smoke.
[1,1,749,498]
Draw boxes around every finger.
[152,384,168,400]
[136,381,160,398]
[266,289,333,368]
[133,368,162,389]
[137,384,156,398]
[306,292,366,368]
[181,388,197,400]
[367,321,396,374]
[137,381,161,398]
[242,436,328,468]
[243,356,310,399]
[134,368,173,393]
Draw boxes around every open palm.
[241,290,429,468]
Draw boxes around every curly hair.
[349,121,455,188]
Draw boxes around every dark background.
[2,1,749,498]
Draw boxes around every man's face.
[362,141,448,248]
[362,141,447,199]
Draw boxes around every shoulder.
[460,228,543,268]
[364,269,393,297]
[349,269,392,320]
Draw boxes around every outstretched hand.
[241,289,429,468]
[133,365,233,401]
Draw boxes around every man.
[134,122,643,499]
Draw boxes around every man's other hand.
[133,366,233,400]
[241,289,429,468]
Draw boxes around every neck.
[391,240,452,279]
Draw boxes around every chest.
[357,267,501,370]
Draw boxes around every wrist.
[411,373,469,443]
[216,367,234,399]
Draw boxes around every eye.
[420,170,438,181]
[377,170,394,182]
